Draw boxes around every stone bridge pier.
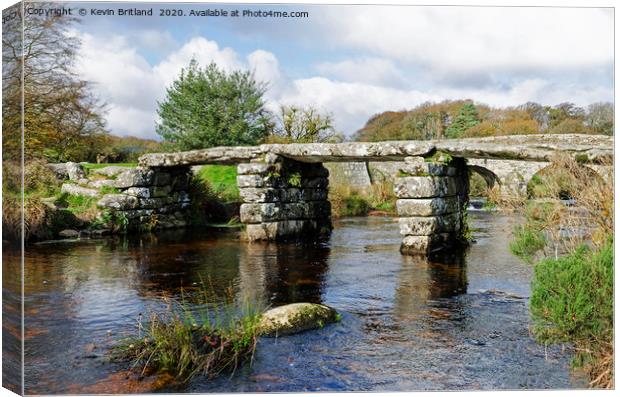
[394,156,469,255]
[236,154,332,241]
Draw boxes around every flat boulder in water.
[259,303,338,337]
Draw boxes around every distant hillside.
[352,100,613,142]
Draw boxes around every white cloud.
[133,30,177,54]
[316,57,406,87]
[320,7,613,78]
[154,37,244,88]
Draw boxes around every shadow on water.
[5,213,585,394]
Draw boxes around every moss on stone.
[258,303,338,337]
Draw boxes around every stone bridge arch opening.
[467,164,502,196]
[526,162,605,200]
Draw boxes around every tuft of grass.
[112,285,262,384]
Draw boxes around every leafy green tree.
[445,102,480,138]
[156,60,272,149]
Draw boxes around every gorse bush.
[530,239,613,388]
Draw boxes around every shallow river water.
[3,212,584,394]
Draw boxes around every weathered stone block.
[394,176,456,198]
[396,197,459,216]
[97,194,139,210]
[400,233,453,254]
[240,201,331,223]
[123,209,154,219]
[398,213,460,236]
[401,157,457,177]
[138,198,166,209]
[245,219,331,241]
[87,179,116,189]
[114,168,155,188]
[66,162,87,181]
[61,184,99,197]
[125,187,150,198]
[237,174,285,188]
[239,187,281,203]
[237,163,278,175]
[298,188,329,202]
[91,165,129,178]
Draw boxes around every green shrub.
[342,194,370,216]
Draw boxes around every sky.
[51,1,614,139]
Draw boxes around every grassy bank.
[195,165,240,203]
[507,154,613,388]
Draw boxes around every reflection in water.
[238,242,330,307]
[2,251,23,394]
[394,250,467,322]
[6,213,583,394]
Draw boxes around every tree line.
[353,100,613,142]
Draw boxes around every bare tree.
[273,105,343,143]
[2,2,107,161]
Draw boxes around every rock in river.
[258,303,339,337]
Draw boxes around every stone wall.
[96,166,192,229]
[237,154,332,241]
[324,162,371,192]
[394,156,468,255]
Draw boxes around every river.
[3,212,585,393]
